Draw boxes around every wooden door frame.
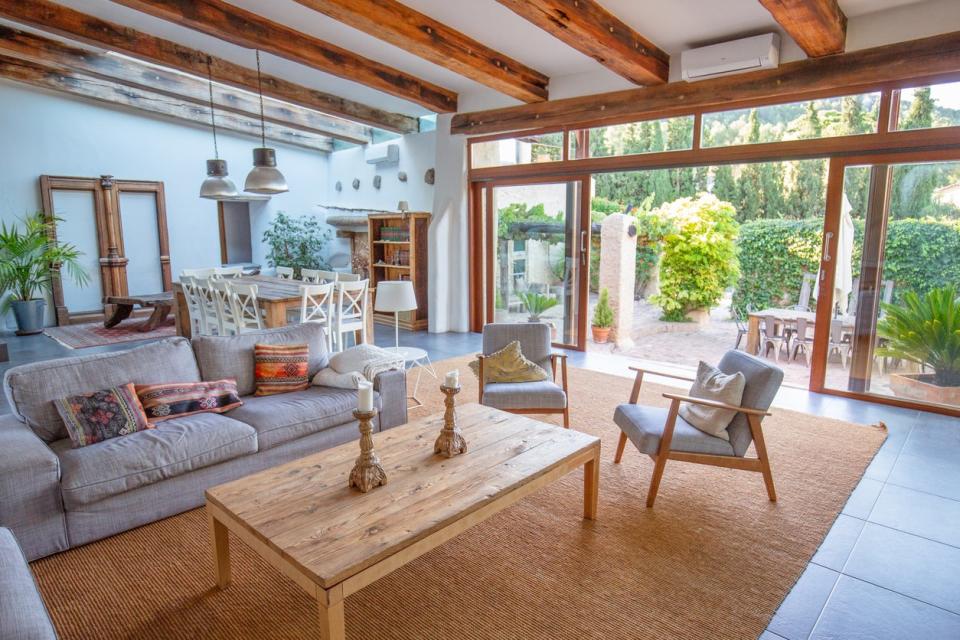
[811,148,960,417]
[114,179,172,293]
[472,174,592,351]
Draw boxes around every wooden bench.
[103,293,174,332]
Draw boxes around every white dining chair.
[333,279,368,351]
[300,283,335,351]
[275,266,294,280]
[181,267,217,279]
[209,279,240,335]
[194,277,221,336]
[318,270,339,283]
[215,265,244,279]
[179,275,208,336]
[338,272,361,282]
[229,283,264,333]
[300,268,323,284]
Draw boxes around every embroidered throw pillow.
[54,383,152,448]
[468,340,549,384]
[136,379,242,422]
[678,361,746,441]
[254,343,310,396]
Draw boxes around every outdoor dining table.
[172,274,375,341]
[745,308,855,355]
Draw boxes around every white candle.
[357,381,374,412]
[445,369,460,388]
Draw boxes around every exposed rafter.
[759,0,847,57]
[494,0,668,86]
[451,30,960,135]
[292,0,549,103]
[110,0,457,113]
[0,54,333,151]
[0,0,418,133]
[0,25,373,145]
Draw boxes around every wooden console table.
[103,293,173,332]
[205,403,600,640]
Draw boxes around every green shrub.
[649,194,740,321]
[262,211,331,274]
[593,288,614,328]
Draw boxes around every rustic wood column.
[99,175,128,316]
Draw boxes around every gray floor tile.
[887,450,960,502]
[869,483,960,549]
[768,564,839,640]
[760,631,788,640]
[862,448,898,482]
[841,477,883,520]
[899,415,960,464]
[810,575,960,640]
[844,523,960,614]
[812,514,865,572]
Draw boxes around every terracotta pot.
[888,373,960,406]
[592,326,611,344]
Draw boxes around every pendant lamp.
[244,50,288,194]
[199,57,239,199]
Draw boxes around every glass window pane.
[896,81,960,130]
[569,116,694,159]
[470,131,564,168]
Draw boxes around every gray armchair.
[477,323,569,428]
[613,350,783,507]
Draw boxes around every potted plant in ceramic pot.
[877,285,960,406]
[592,288,614,343]
[0,213,88,335]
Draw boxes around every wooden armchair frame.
[477,353,570,428]
[614,366,776,508]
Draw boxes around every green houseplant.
[877,285,960,405]
[592,288,614,343]
[261,211,331,277]
[0,213,88,334]
[517,291,558,322]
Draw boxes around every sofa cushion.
[614,403,736,457]
[136,379,242,422]
[228,386,381,450]
[3,337,200,442]
[53,412,257,509]
[56,383,153,448]
[0,528,57,640]
[254,343,310,396]
[192,324,330,396]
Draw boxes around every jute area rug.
[31,355,886,640]
[43,318,176,349]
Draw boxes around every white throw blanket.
[311,344,404,389]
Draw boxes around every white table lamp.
[374,280,417,349]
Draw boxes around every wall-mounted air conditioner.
[364,143,399,165]
[680,33,780,82]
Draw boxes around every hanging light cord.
[206,57,219,159]
[255,49,266,148]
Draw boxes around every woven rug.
[43,318,175,349]
[31,355,886,640]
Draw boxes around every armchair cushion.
[481,323,552,371]
[615,403,735,457]
[470,340,548,384]
[717,351,784,457]
[678,361,745,441]
[482,380,566,411]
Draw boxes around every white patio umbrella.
[815,193,856,313]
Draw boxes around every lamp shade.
[374,280,417,312]
[244,147,288,194]
[200,159,239,199]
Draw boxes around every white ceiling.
[35,0,957,119]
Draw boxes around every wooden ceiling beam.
[451,30,960,135]
[0,24,373,145]
[292,0,548,103]
[494,0,668,86]
[110,0,457,113]
[0,0,418,133]
[759,0,847,57]
[0,53,333,152]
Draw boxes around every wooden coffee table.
[205,403,600,640]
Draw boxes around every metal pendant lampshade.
[244,50,288,195]
[199,59,238,200]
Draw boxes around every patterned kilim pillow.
[136,379,243,423]
[54,383,152,448]
[254,343,310,396]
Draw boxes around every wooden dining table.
[172,274,375,342]
[745,308,855,355]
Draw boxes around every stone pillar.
[598,214,637,350]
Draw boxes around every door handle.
[823,231,833,262]
[580,230,588,266]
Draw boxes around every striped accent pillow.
[254,343,310,396]
[54,383,152,448]
[136,379,243,423]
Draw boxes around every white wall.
[0,79,328,327]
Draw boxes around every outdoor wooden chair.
[613,351,784,508]
[477,323,569,428]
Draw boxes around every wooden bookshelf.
[367,212,430,331]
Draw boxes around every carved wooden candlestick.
[434,385,467,458]
[349,408,387,492]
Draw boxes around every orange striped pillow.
[254,343,310,396]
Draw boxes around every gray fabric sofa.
[0,527,57,639]
[0,323,407,561]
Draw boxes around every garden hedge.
[733,217,960,313]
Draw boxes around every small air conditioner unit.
[680,33,780,82]
[364,143,399,165]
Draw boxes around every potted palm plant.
[592,288,614,343]
[0,213,89,335]
[877,285,960,406]
[517,291,558,322]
